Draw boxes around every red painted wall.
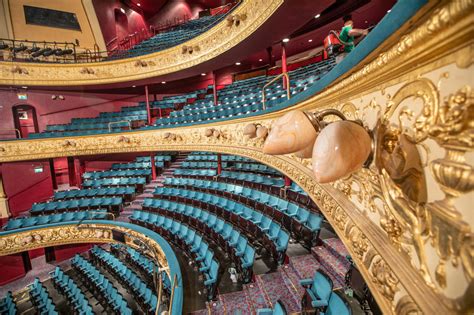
[54,244,94,262]
[93,0,148,49]
[0,89,144,137]
[1,161,54,217]
[147,0,204,26]
[0,254,25,286]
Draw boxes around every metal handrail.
[0,129,21,139]
[261,72,290,110]
[168,273,178,314]
[108,120,131,132]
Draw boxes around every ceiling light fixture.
[258,59,263,62]
[315,14,321,19]
[282,38,290,43]
[235,62,241,65]
[132,85,136,88]
[201,73,206,76]
[137,3,141,6]
[161,81,166,84]
[308,39,313,42]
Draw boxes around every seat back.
[312,271,333,302]
[325,291,351,315]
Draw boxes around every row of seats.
[30,197,122,215]
[111,161,163,170]
[226,163,281,176]
[71,255,132,314]
[136,155,174,163]
[29,278,58,315]
[90,246,159,315]
[217,171,315,209]
[163,177,322,247]
[82,177,146,190]
[110,244,171,292]
[3,210,108,230]
[82,169,151,180]
[148,59,336,128]
[300,271,351,315]
[185,154,253,162]
[150,187,289,263]
[50,267,94,315]
[28,57,335,139]
[139,201,256,282]
[0,291,16,315]
[173,168,216,177]
[130,211,219,301]
[111,14,225,59]
[53,187,135,201]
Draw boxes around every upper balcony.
[0,0,329,87]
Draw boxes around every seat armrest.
[311,299,328,308]
[300,278,312,287]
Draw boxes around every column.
[22,252,32,272]
[44,247,56,263]
[150,153,157,180]
[266,46,274,67]
[217,153,222,175]
[74,159,85,188]
[284,175,292,187]
[49,159,58,190]
[281,42,288,89]
[145,85,152,125]
[0,165,11,220]
[212,71,218,106]
[67,157,76,187]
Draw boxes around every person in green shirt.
[339,14,368,54]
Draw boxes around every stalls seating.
[28,278,58,315]
[150,187,289,264]
[71,255,132,314]
[0,291,17,315]
[300,270,333,312]
[50,267,94,314]
[130,211,219,300]
[54,187,135,201]
[82,177,146,192]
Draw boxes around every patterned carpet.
[191,238,351,314]
[257,271,301,313]
[244,282,269,310]
[220,290,253,315]
[289,254,321,280]
[312,238,350,289]
[280,264,305,298]
[324,238,350,261]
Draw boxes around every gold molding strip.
[0,0,284,86]
[0,223,170,277]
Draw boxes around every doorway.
[12,104,39,138]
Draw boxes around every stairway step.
[311,246,348,289]
[257,271,301,313]
[220,290,253,315]
[243,282,269,310]
[289,254,321,280]
[280,264,305,298]
[323,238,350,262]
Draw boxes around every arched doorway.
[12,104,39,138]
